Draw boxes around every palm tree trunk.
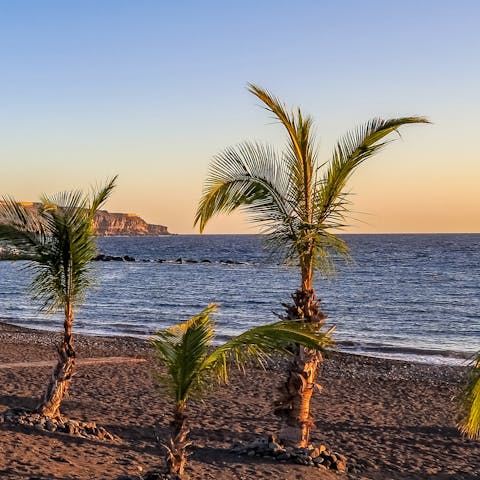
[276,288,327,448]
[36,304,75,418]
[165,401,190,476]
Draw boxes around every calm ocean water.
[0,234,479,365]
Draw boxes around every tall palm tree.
[151,304,332,476]
[459,353,480,439]
[0,177,117,418]
[195,84,429,447]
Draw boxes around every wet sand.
[0,322,478,480]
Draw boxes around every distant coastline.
[0,205,171,260]
[0,202,170,237]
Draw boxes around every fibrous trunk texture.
[36,311,75,418]
[165,402,190,476]
[276,289,327,448]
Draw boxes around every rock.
[51,455,69,463]
[45,420,56,432]
[268,441,283,451]
[336,453,348,463]
[310,447,321,459]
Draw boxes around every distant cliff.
[0,202,170,236]
[93,210,169,236]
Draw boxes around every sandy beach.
[0,321,478,480]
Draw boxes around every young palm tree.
[459,353,480,439]
[151,304,332,476]
[195,84,429,447]
[0,177,117,418]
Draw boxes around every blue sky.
[0,1,479,233]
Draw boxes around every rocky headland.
[0,202,170,236]
[93,209,169,236]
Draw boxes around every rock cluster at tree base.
[230,435,348,473]
[0,408,115,441]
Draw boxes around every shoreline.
[1,321,479,479]
[0,319,474,367]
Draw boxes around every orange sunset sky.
[1,2,478,234]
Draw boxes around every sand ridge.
[0,357,146,370]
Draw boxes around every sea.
[0,234,479,366]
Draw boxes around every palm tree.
[0,177,117,418]
[151,304,332,476]
[194,83,429,447]
[459,353,480,439]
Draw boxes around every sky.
[0,1,479,234]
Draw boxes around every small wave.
[336,340,474,364]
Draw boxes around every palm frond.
[247,84,314,171]
[459,353,480,439]
[316,117,430,226]
[151,304,217,403]
[203,320,334,384]
[248,83,317,223]
[0,199,45,252]
[194,142,294,235]
[88,176,118,220]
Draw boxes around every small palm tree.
[459,353,480,439]
[151,304,332,476]
[195,83,428,447]
[0,177,117,418]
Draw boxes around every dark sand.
[0,322,478,480]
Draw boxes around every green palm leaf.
[152,304,216,402]
[316,117,429,229]
[204,320,334,384]
[459,353,480,439]
[195,142,294,234]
